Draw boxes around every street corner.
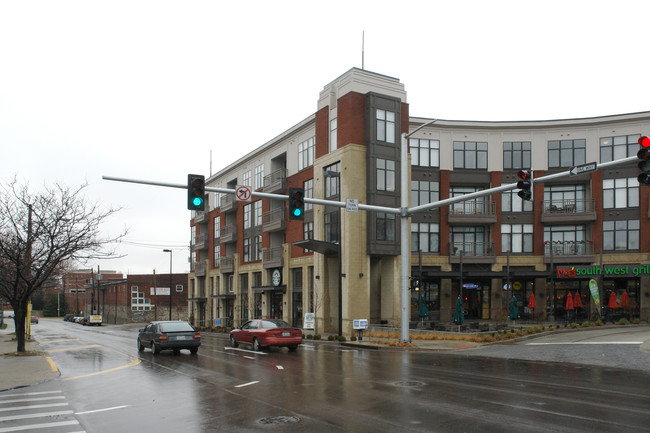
[0,350,60,392]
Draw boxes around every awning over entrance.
[188,297,207,303]
[293,240,339,256]
[213,294,235,299]
[251,285,286,293]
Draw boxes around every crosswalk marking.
[0,403,68,413]
[0,389,84,433]
[0,420,80,432]
[0,410,74,422]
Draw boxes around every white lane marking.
[0,391,62,398]
[76,405,128,415]
[235,381,260,388]
[276,365,284,370]
[0,420,80,433]
[0,403,68,413]
[244,356,255,360]
[224,347,267,355]
[526,342,643,345]
[0,396,65,404]
[0,410,74,422]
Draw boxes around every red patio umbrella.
[620,291,629,308]
[565,294,574,311]
[573,291,583,308]
[607,291,618,309]
[528,292,536,309]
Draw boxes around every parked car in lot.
[137,321,200,355]
[63,314,74,321]
[31,315,39,324]
[230,319,302,351]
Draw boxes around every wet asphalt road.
[15,320,650,433]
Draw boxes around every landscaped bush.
[617,318,629,325]
[581,321,590,327]
[306,334,313,340]
[328,335,337,341]
[595,320,603,326]
[337,335,346,342]
[633,319,641,325]
[350,335,357,341]
[313,334,321,340]
[570,322,579,328]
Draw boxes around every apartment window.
[243,238,251,262]
[243,203,251,229]
[191,226,197,245]
[131,286,152,311]
[376,109,396,143]
[603,178,639,209]
[240,274,249,321]
[544,184,587,211]
[254,164,264,190]
[450,226,489,255]
[303,221,314,241]
[502,224,533,253]
[548,139,586,168]
[325,211,339,243]
[411,223,439,253]
[213,193,221,209]
[411,180,439,206]
[600,134,640,163]
[453,141,488,169]
[324,162,340,198]
[502,190,533,212]
[377,159,396,192]
[254,201,263,227]
[242,170,252,187]
[329,118,337,152]
[304,179,313,211]
[376,212,396,241]
[214,245,220,267]
[451,186,487,214]
[298,137,315,171]
[503,142,531,169]
[603,220,639,251]
[409,138,440,167]
[214,216,221,239]
[254,235,262,261]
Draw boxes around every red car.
[230,319,302,351]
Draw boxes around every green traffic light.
[293,208,303,217]
[193,197,204,207]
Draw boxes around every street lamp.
[163,249,173,320]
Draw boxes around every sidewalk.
[0,320,59,392]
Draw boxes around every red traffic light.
[517,170,530,180]
[639,136,650,148]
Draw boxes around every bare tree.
[0,178,126,352]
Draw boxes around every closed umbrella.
[573,291,583,308]
[453,296,464,325]
[418,296,428,318]
[565,294,574,311]
[620,291,629,308]
[508,296,519,320]
[528,292,536,309]
[607,291,618,309]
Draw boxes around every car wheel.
[137,339,144,352]
[253,338,261,352]
[230,335,238,348]
[152,341,160,355]
[189,347,198,355]
[288,345,298,352]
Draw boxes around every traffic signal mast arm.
[407,155,639,215]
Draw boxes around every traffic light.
[516,170,532,200]
[187,174,205,211]
[288,187,305,220]
[638,136,650,186]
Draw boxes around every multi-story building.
[189,68,650,334]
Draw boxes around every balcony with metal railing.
[220,256,234,273]
[448,201,497,225]
[448,241,496,264]
[192,233,208,251]
[263,168,287,194]
[263,246,284,269]
[220,224,237,244]
[193,210,209,224]
[193,261,206,277]
[541,199,597,224]
[263,207,286,232]
[221,194,238,213]
[544,241,595,264]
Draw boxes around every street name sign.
[569,162,597,176]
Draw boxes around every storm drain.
[258,416,301,425]
[392,380,427,388]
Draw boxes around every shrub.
[328,335,337,341]
[595,320,603,326]
[306,334,313,340]
[633,319,641,325]
[313,334,321,340]
[617,318,629,326]
[581,321,590,327]
[337,335,346,342]
[570,322,579,328]
[350,335,357,341]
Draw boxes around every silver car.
[137,320,200,355]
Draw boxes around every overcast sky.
[1,0,649,275]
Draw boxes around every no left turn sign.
[235,185,252,202]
